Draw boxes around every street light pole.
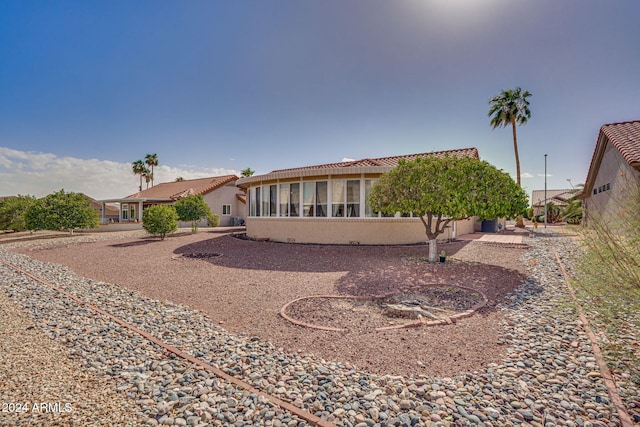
[544,154,547,229]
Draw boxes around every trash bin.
[481,219,498,233]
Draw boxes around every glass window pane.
[332,180,345,217]
[255,187,261,217]
[347,180,360,217]
[269,185,277,216]
[279,184,289,217]
[290,183,300,217]
[261,186,269,217]
[303,182,314,217]
[316,181,327,217]
[365,179,378,217]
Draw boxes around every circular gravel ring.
[280,284,488,332]
[180,252,223,259]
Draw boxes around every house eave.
[236,166,395,188]
[97,197,174,203]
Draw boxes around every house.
[235,148,479,245]
[530,189,575,216]
[581,120,640,226]
[98,175,245,227]
[85,195,120,221]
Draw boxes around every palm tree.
[488,87,532,227]
[132,160,146,191]
[145,153,158,187]
[488,87,532,188]
[143,167,152,189]
[240,167,255,178]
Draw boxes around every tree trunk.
[512,119,525,228]
[428,239,437,262]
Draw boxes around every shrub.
[173,195,212,233]
[0,195,36,231]
[24,190,99,234]
[573,180,640,386]
[142,205,178,240]
[207,213,220,227]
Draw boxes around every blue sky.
[1,1,638,200]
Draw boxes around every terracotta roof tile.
[271,147,479,173]
[125,175,238,199]
[601,121,640,166]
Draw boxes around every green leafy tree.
[488,87,532,227]
[173,195,212,232]
[241,168,255,178]
[145,153,158,187]
[369,156,528,261]
[0,195,36,231]
[24,190,99,234]
[142,205,178,240]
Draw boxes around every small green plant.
[142,205,178,240]
[207,213,220,227]
[440,250,446,257]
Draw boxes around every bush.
[207,213,220,227]
[573,180,640,387]
[142,205,178,240]
[0,195,36,231]
[24,190,98,234]
[173,195,212,233]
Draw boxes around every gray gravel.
[0,230,637,426]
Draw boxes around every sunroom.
[235,148,479,245]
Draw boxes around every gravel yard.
[1,228,637,426]
[13,230,528,378]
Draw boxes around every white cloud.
[341,157,356,162]
[521,172,534,178]
[0,147,239,199]
[538,173,552,177]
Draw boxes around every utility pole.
[544,154,548,229]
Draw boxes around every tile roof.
[530,189,576,207]
[582,120,640,197]
[600,121,640,167]
[125,175,238,199]
[270,147,480,173]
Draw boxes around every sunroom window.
[333,180,360,217]
[303,181,327,217]
[279,183,300,217]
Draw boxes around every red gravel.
[14,229,529,378]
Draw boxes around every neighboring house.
[235,148,479,245]
[530,189,575,216]
[85,195,120,221]
[98,175,245,227]
[581,120,640,225]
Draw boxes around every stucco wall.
[245,217,476,245]
[203,182,245,226]
[583,141,640,224]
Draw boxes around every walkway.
[457,232,524,244]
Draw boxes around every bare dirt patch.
[12,230,530,378]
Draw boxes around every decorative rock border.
[280,284,488,332]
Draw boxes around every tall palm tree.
[142,167,152,189]
[488,87,532,188]
[132,160,146,191]
[145,153,158,187]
